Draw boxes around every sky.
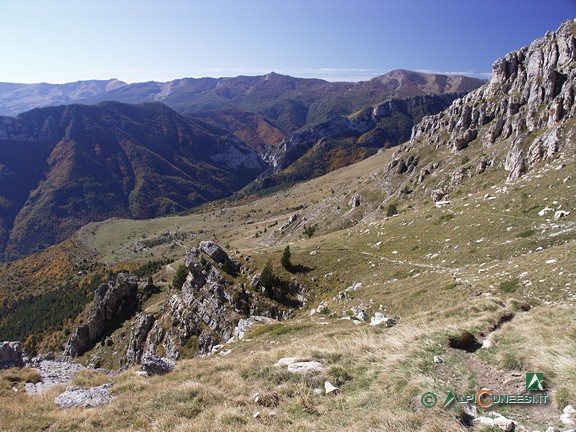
[1,0,575,84]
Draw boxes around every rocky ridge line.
[125,241,300,364]
[401,19,575,191]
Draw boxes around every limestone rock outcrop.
[64,273,139,357]
[125,314,155,364]
[124,242,298,364]
[408,19,576,184]
[348,194,362,208]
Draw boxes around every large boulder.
[275,357,325,374]
[199,241,240,272]
[370,312,396,327]
[348,194,362,208]
[430,189,446,203]
[140,354,175,376]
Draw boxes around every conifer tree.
[281,245,292,271]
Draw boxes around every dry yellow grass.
[0,300,544,431]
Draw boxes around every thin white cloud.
[309,68,389,81]
[415,69,491,80]
[317,67,388,74]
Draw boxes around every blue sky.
[1,0,575,84]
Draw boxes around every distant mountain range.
[0,70,484,132]
[0,102,265,259]
[0,70,485,259]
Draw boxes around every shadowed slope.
[0,102,266,259]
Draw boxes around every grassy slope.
[1,144,576,430]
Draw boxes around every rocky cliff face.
[406,19,576,188]
[140,260,239,360]
[64,274,139,357]
[265,94,462,171]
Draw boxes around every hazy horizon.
[0,68,491,86]
[1,0,575,84]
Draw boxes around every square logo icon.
[526,372,544,391]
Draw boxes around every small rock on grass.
[287,361,324,374]
[324,381,340,394]
[561,404,576,425]
[275,357,324,374]
[370,312,396,327]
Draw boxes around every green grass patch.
[248,322,314,339]
[498,351,525,370]
[434,213,455,225]
[499,279,520,293]
[328,365,353,387]
[311,351,343,364]
[516,229,536,238]
[220,413,248,426]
